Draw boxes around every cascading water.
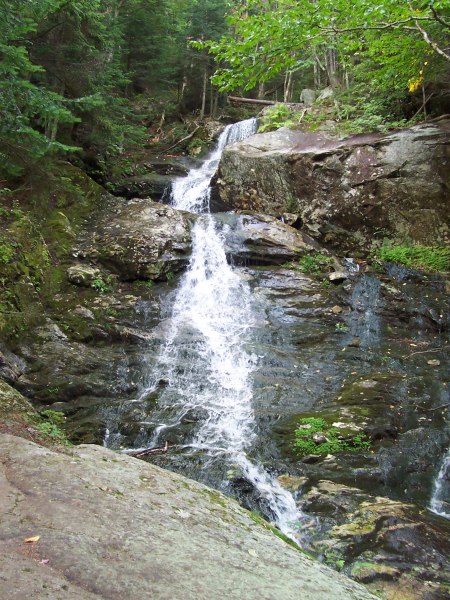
[170,118,258,213]
[429,448,450,519]
[133,119,310,542]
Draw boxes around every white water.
[139,119,309,541]
[170,118,258,213]
[429,448,450,519]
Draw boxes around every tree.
[204,0,450,118]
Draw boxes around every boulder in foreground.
[0,434,376,600]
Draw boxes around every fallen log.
[228,96,276,106]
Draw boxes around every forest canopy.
[203,1,450,115]
[0,0,449,177]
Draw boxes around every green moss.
[372,243,449,272]
[293,417,371,457]
[0,163,105,339]
[0,240,15,264]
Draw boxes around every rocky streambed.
[1,119,449,599]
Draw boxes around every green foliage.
[259,104,296,132]
[294,417,371,456]
[205,1,449,121]
[91,277,111,295]
[297,253,334,274]
[35,409,70,444]
[373,244,450,272]
[335,323,349,333]
[0,241,15,264]
[136,280,154,289]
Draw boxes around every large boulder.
[0,434,377,600]
[213,120,450,251]
[77,198,196,281]
[214,212,320,264]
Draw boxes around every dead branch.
[408,92,434,122]
[404,347,448,358]
[130,441,171,458]
[164,126,200,152]
[427,403,450,411]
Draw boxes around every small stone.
[329,272,348,284]
[67,264,101,287]
[73,306,95,320]
[276,474,308,492]
[427,359,441,367]
[347,337,360,348]
[332,305,343,314]
[301,454,322,464]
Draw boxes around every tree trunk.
[257,81,265,99]
[283,71,294,102]
[200,63,207,120]
[325,48,340,88]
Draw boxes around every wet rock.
[350,562,401,584]
[214,120,450,251]
[67,264,101,287]
[302,481,372,519]
[215,211,319,265]
[301,483,450,599]
[276,473,308,492]
[377,427,450,505]
[0,434,378,600]
[107,155,190,199]
[77,198,196,281]
[280,212,302,228]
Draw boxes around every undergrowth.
[33,409,71,445]
[259,104,302,133]
[297,253,334,274]
[294,417,371,456]
[373,244,449,272]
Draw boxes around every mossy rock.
[0,380,35,418]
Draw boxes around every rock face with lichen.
[213,119,450,252]
[0,433,377,600]
[75,197,197,281]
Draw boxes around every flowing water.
[128,120,310,541]
[429,448,450,519]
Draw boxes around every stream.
[106,120,311,541]
[92,120,449,591]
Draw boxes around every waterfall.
[136,118,309,542]
[170,118,258,213]
[429,448,450,519]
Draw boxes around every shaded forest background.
[0,0,449,181]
